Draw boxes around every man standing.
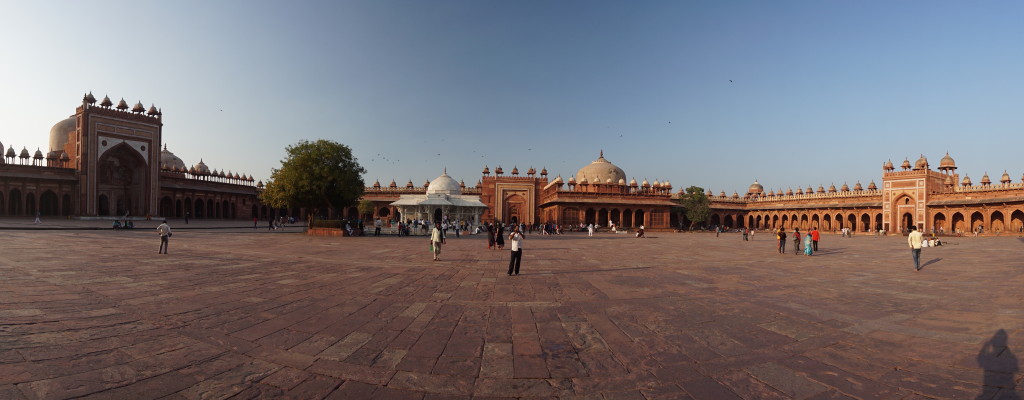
[587,223,594,237]
[430,222,444,261]
[777,228,787,254]
[908,225,924,271]
[374,218,382,237]
[810,227,820,251]
[507,225,523,276]
[34,211,41,224]
[157,220,172,254]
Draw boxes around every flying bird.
[729,80,733,83]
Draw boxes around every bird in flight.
[729,80,733,83]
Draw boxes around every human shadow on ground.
[810,248,845,256]
[976,329,1020,399]
[919,258,942,269]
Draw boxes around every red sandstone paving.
[2,225,1024,399]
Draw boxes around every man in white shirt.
[157,220,172,254]
[507,225,523,276]
[907,225,924,271]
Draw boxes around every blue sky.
[2,1,1023,195]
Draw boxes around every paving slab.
[2,223,1023,399]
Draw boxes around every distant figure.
[487,223,495,249]
[430,222,443,261]
[803,233,813,256]
[507,225,523,276]
[810,227,820,251]
[253,217,258,229]
[750,229,755,240]
[777,228,787,254]
[742,228,748,241]
[374,218,382,237]
[792,228,801,255]
[157,220,172,254]
[185,211,189,224]
[495,224,505,250]
[587,223,594,237]
[636,225,645,238]
[34,212,41,224]
[908,225,924,271]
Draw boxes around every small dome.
[883,160,894,171]
[1001,171,1011,183]
[116,98,129,110]
[476,179,482,187]
[425,170,462,195]
[193,159,211,175]
[618,178,626,185]
[495,166,503,175]
[981,173,991,185]
[20,147,30,158]
[132,101,145,113]
[900,158,911,170]
[46,150,57,160]
[389,179,398,188]
[576,151,627,186]
[939,152,956,169]
[641,178,650,187]
[160,144,187,171]
[405,179,414,189]
[868,181,877,190]
[841,183,849,192]
[482,165,490,175]
[817,185,825,193]
[540,167,548,176]
[579,175,589,184]
[511,166,519,175]
[719,190,726,197]
[568,176,576,184]
[653,179,660,187]
[796,187,804,195]
[84,92,96,104]
[768,189,775,196]
[629,178,637,187]
[962,175,972,186]
[147,104,159,116]
[828,184,836,193]
[459,179,466,188]
[732,191,739,199]
[854,181,863,191]
[4,146,12,158]
[423,180,430,188]
[188,166,197,174]
[664,180,671,189]
[33,148,44,159]
[748,180,764,194]
[60,151,69,161]
[806,185,814,193]
[913,155,928,170]
[527,167,535,175]
[786,187,793,196]
[100,95,113,107]
[257,180,264,188]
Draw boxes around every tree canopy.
[260,140,365,226]
[677,186,711,229]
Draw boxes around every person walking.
[430,222,444,261]
[184,211,189,224]
[777,228,787,254]
[486,223,496,249]
[750,229,755,240]
[157,220,172,254]
[792,228,801,255]
[253,217,258,229]
[742,228,748,241]
[495,223,505,250]
[587,223,594,237]
[507,225,523,276]
[803,232,813,256]
[34,211,41,224]
[908,225,924,271]
[810,227,820,251]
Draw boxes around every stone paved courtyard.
[1,220,1023,399]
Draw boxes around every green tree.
[677,186,711,230]
[260,140,366,228]
[357,199,375,221]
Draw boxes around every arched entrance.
[160,196,173,218]
[1012,210,1024,233]
[933,212,947,233]
[622,209,633,227]
[97,143,147,217]
[98,194,110,216]
[598,209,609,226]
[503,194,526,224]
[991,211,1005,233]
[901,212,913,232]
[634,209,645,227]
[952,212,965,233]
[39,191,59,216]
[62,194,71,216]
[970,211,984,232]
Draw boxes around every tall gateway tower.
[60,93,164,217]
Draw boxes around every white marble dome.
[49,116,76,153]
[575,151,626,185]
[426,170,461,195]
[160,145,187,170]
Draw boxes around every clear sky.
[2,1,1023,195]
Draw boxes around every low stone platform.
[1,227,1022,399]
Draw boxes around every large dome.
[160,145,187,170]
[49,116,76,152]
[747,180,764,194]
[426,170,461,195]
[575,151,626,184]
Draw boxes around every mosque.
[0,93,266,220]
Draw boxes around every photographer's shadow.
[977,329,1020,399]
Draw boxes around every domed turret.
[372,180,381,189]
[981,172,991,185]
[663,180,671,190]
[883,160,894,171]
[618,178,626,186]
[257,180,264,189]
[796,187,804,195]
[193,159,210,175]
[147,104,159,116]
[768,189,775,196]
[868,181,877,190]
[60,151,69,161]
[100,95,113,107]
[732,191,739,199]
[568,176,576,185]
[1001,170,1011,184]
[579,175,589,185]
[828,183,837,193]
[495,166,503,175]
[482,165,490,175]
[33,148,44,160]
[962,175,972,186]
[900,158,911,170]
[913,155,929,170]
[938,152,956,171]
[511,166,519,176]
[854,181,863,191]
[575,151,627,186]
[427,170,461,195]
[527,167,535,176]
[629,178,637,187]
[747,180,764,194]
[116,98,129,110]
[19,147,30,159]
[423,180,430,188]
[84,92,96,104]
[389,179,398,188]
[540,167,548,176]
[405,179,414,189]
[131,101,145,113]
[841,183,849,192]
[6,146,15,159]
[641,178,650,188]
[817,185,825,194]
[806,185,814,194]
[785,187,793,196]
[719,190,726,197]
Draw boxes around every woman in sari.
[487,223,495,249]
[803,231,813,256]
[495,223,505,249]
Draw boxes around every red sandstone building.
[0,93,265,219]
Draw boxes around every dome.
[854,182,863,191]
[575,151,627,186]
[841,183,849,192]
[193,159,211,175]
[618,178,626,185]
[389,179,398,188]
[981,173,991,185]
[900,158,911,170]
[806,185,814,193]
[939,152,956,169]
[868,181,877,190]
[828,184,837,193]
[426,170,461,195]
[796,187,804,195]
[883,160,894,171]
[6,146,14,158]
[482,165,490,175]
[748,180,764,194]
[19,147,30,158]
[913,155,929,170]
[962,175,972,186]
[629,178,637,187]
[768,189,775,196]
[60,151,69,161]
[785,188,793,196]
[817,185,825,193]
[568,176,576,184]
[1001,171,1011,183]
[49,116,76,153]
[160,144,187,171]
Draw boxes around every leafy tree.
[357,199,375,221]
[260,140,365,228]
[677,186,711,230]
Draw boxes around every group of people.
[429,220,524,275]
[776,227,821,256]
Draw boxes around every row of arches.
[0,189,73,216]
[930,209,1024,234]
[710,209,885,232]
[158,196,242,219]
